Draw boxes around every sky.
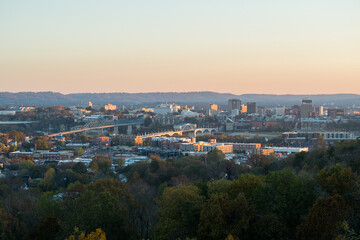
[0,0,359,94]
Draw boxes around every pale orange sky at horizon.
[1,1,359,94]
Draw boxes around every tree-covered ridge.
[1,91,360,106]
[0,140,360,239]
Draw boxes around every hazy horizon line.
[1,91,360,96]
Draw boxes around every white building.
[154,104,179,115]
[69,107,91,116]
[83,115,118,122]
[124,156,148,166]
[275,105,285,116]
[0,111,16,115]
[264,147,309,156]
[231,109,240,117]
[181,109,199,117]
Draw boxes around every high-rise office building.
[210,104,218,111]
[241,105,247,114]
[247,102,257,114]
[228,99,241,112]
[208,104,219,116]
[327,108,345,118]
[314,105,324,116]
[300,99,312,118]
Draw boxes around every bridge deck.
[47,121,143,137]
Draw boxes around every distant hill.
[0,91,359,107]
[240,94,360,107]
[0,92,74,106]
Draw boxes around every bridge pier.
[136,124,141,130]
[114,126,119,134]
[188,131,196,138]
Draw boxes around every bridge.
[191,128,217,137]
[174,123,217,138]
[138,127,217,139]
[47,119,217,140]
[138,130,184,138]
[0,121,39,125]
[47,119,144,137]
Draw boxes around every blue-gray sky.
[1,0,359,94]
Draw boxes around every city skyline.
[1,1,360,94]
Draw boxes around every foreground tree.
[155,185,204,240]
[252,170,317,237]
[198,193,251,240]
[62,179,135,240]
[90,155,112,175]
[66,227,106,240]
[28,215,60,240]
[248,214,289,240]
[205,149,226,180]
[316,165,357,196]
[297,194,348,240]
[228,174,262,199]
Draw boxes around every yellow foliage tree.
[225,234,235,240]
[65,227,106,240]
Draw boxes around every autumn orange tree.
[65,227,106,240]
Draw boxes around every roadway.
[0,121,39,125]
[47,119,144,137]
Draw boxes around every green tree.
[317,134,326,148]
[19,160,35,175]
[113,158,125,172]
[297,195,348,240]
[54,140,65,146]
[75,135,90,143]
[64,190,128,240]
[198,193,251,240]
[149,158,160,173]
[38,168,57,191]
[207,179,232,196]
[1,135,8,145]
[8,130,26,142]
[8,144,17,153]
[0,207,27,240]
[248,214,289,240]
[44,168,55,181]
[316,165,357,196]
[74,147,84,157]
[247,154,271,168]
[155,185,204,240]
[207,149,225,164]
[228,174,262,199]
[34,137,50,150]
[72,162,87,174]
[90,156,112,175]
[252,170,317,236]
[336,221,360,240]
[36,192,61,218]
[206,149,226,180]
[28,215,60,240]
